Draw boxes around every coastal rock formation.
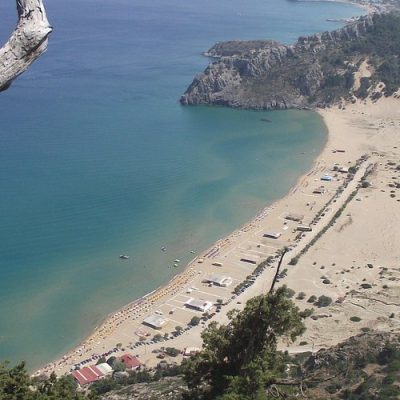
[180,15,378,110]
[0,0,52,91]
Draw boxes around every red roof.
[72,365,103,385]
[120,354,141,369]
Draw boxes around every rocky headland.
[180,13,400,110]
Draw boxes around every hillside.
[180,13,400,110]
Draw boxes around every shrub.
[165,347,180,357]
[316,295,332,307]
[322,279,331,284]
[153,334,163,342]
[285,288,296,298]
[289,257,298,265]
[299,308,314,319]
[361,180,370,188]
[307,295,317,303]
[361,283,372,289]
[190,316,201,326]
[350,316,362,322]
[296,291,306,300]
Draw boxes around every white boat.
[119,255,130,260]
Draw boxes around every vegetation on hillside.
[319,13,400,99]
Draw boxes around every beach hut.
[321,174,333,181]
[285,213,304,222]
[204,274,233,287]
[296,224,312,232]
[313,186,325,195]
[240,256,258,265]
[212,261,223,267]
[263,231,281,239]
[185,298,213,313]
[142,314,168,330]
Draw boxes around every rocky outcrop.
[180,15,374,110]
[0,0,52,91]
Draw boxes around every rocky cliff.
[180,15,377,110]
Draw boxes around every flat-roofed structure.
[142,314,168,330]
[71,365,104,386]
[296,224,312,232]
[313,186,325,194]
[285,213,304,222]
[185,298,213,313]
[321,174,333,181]
[240,256,258,265]
[263,231,281,239]
[204,274,233,287]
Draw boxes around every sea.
[0,0,362,370]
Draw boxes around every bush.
[361,283,372,289]
[307,295,317,303]
[316,295,332,307]
[296,291,306,300]
[289,257,298,265]
[350,316,362,322]
[190,316,201,326]
[165,347,180,357]
[322,279,331,284]
[299,308,314,319]
[285,288,296,298]
[361,181,371,188]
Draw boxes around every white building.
[143,314,168,329]
[204,274,233,287]
[96,363,113,376]
[185,298,213,313]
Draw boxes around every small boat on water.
[174,259,180,263]
[119,255,130,260]
[161,246,166,252]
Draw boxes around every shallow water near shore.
[0,0,360,369]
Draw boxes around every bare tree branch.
[268,246,288,294]
[0,0,52,91]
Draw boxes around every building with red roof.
[120,354,142,370]
[71,365,104,386]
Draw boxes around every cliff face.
[180,15,374,110]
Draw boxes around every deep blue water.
[0,0,361,369]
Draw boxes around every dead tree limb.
[269,246,289,294]
[0,0,52,91]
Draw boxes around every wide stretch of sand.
[38,96,400,377]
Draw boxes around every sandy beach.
[37,94,400,377]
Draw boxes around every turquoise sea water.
[0,0,361,369]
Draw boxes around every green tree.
[182,286,305,399]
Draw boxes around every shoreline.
[34,111,329,376]
[34,2,400,377]
[39,95,400,377]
